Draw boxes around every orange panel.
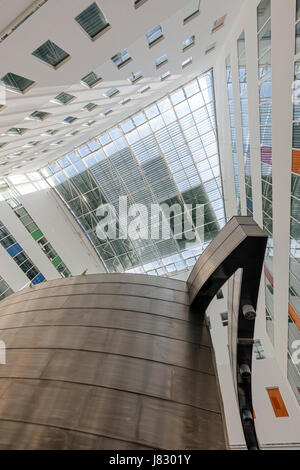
[292,149,300,175]
[288,303,300,332]
[253,408,256,419]
[267,388,289,418]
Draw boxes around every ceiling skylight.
[27,111,51,121]
[104,87,120,98]
[5,128,28,136]
[32,40,70,69]
[81,72,102,88]
[183,0,200,23]
[83,103,98,111]
[182,57,193,68]
[75,2,110,41]
[63,116,77,124]
[1,72,35,94]
[111,49,131,68]
[183,35,195,51]
[146,24,164,47]
[51,92,75,105]
[41,69,224,277]
[128,72,143,84]
[155,54,168,68]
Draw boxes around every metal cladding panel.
[0,273,226,450]
[187,216,268,450]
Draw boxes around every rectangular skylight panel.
[138,85,150,94]
[211,15,226,34]
[63,116,77,124]
[75,2,110,40]
[111,49,131,68]
[161,71,170,81]
[83,103,97,111]
[134,0,148,8]
[82,120,96,127]
[52,92,75,105]
[32,40,70,68]
[1,72,35,94]
[6,128,28,136]
[183,35,195,51]
[146,25,163,46]
[155,54,167,68]
[182,57,192,68]
[120,97,131,105]
[183,0,200,23]
[205,43,216,55]
[128,71,143,84]
[104,87,119,98]
[81,71,102,88]
[28,111,51,121]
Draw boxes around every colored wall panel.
[52,256,62,268]
[292,149,300,175]
[7,243,22,258]
[31,229,43,241]
[267,388,289,418]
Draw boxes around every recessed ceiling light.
[32,40,70,69]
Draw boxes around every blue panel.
[246,197,253,213]
[32,273,45,285]
[7,243,22,258]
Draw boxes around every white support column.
[214,54,237,220]
[231,36,248,216]
[245,2,263,226]
[272,0,295,374]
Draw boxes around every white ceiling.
[0,0,243,176]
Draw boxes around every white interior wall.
[20,188,106,275]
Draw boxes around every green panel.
[52,256,62,268]
[31,229,43,241]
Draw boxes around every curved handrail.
[187,216,267,450]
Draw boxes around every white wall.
[20,188,106,275]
